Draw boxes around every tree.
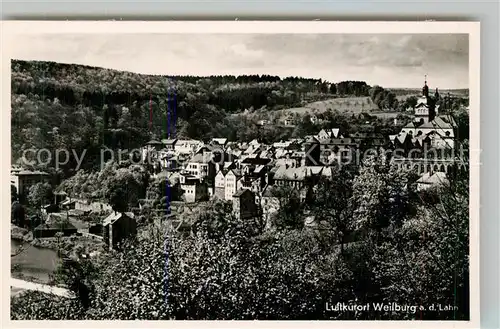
[369,168,470,320]
[100,163,149,211]
[190,200,235,239]
[108,187,128,213]
[28,182,53,208]
[351,156,414,240]
[271,185,305,230]
[312,168,355,254]
[329,83,337,94]
[293,114,318,138]
[52,255,96,310]
[11,290,86,320]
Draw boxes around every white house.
[224,169,243,201]
[214,169,226,200]
[416,172,449,192]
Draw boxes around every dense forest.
[11,60,468,177]
[10,60,392,171]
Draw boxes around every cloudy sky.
[11,33,469,89]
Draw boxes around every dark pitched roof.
[216,168,229,177]
[262,185,282,198]
[103,212,135,226]
[404,121,420,129]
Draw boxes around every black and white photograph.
[4,21,479,324]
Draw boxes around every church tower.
[422,75,429,97]
[414,75,436,125]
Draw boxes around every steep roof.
[211,138,228,146]
[241,155,272,165]
[417,172,449,185]
[273,166,308,181]
[273,140,292,148]
[437,114,458,127]
[216,169,228,177]
[162,138,178,145]
[233,188,253,197]
[254,165,265,174]
[103,212,135,226]
[189,153,212,164]
[404,121,420,129]
[330,128,341,138]
[432,116,455,130]
[228,168,243,177]
[396,132,409,144]
[415,96,429,107]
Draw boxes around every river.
[11,239,60,284]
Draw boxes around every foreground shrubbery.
[11,162,469,320]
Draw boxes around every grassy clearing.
[278,97,379,115]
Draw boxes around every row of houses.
[138,80,464,216]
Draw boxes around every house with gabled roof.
[214,169,228,200]
[316,128,344,140]
[102,212,137,251]
[416,171,449,192]
[10,169,51,202]
[175,139,203,154]
[232,189,259,221]
[318,137,358,165]
[161,138,178,151]
[224,169,243,201]
[179,173,209,203]
[211,138,228,148]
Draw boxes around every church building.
[389,76,461,176]
[413,76,441,125]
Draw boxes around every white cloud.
[228,43,263,59]
[9,33,469,89]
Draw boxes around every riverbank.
[11,224,106,255]
[11,225,106,293]
[10,278,75,299]
[10,271,56,286]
